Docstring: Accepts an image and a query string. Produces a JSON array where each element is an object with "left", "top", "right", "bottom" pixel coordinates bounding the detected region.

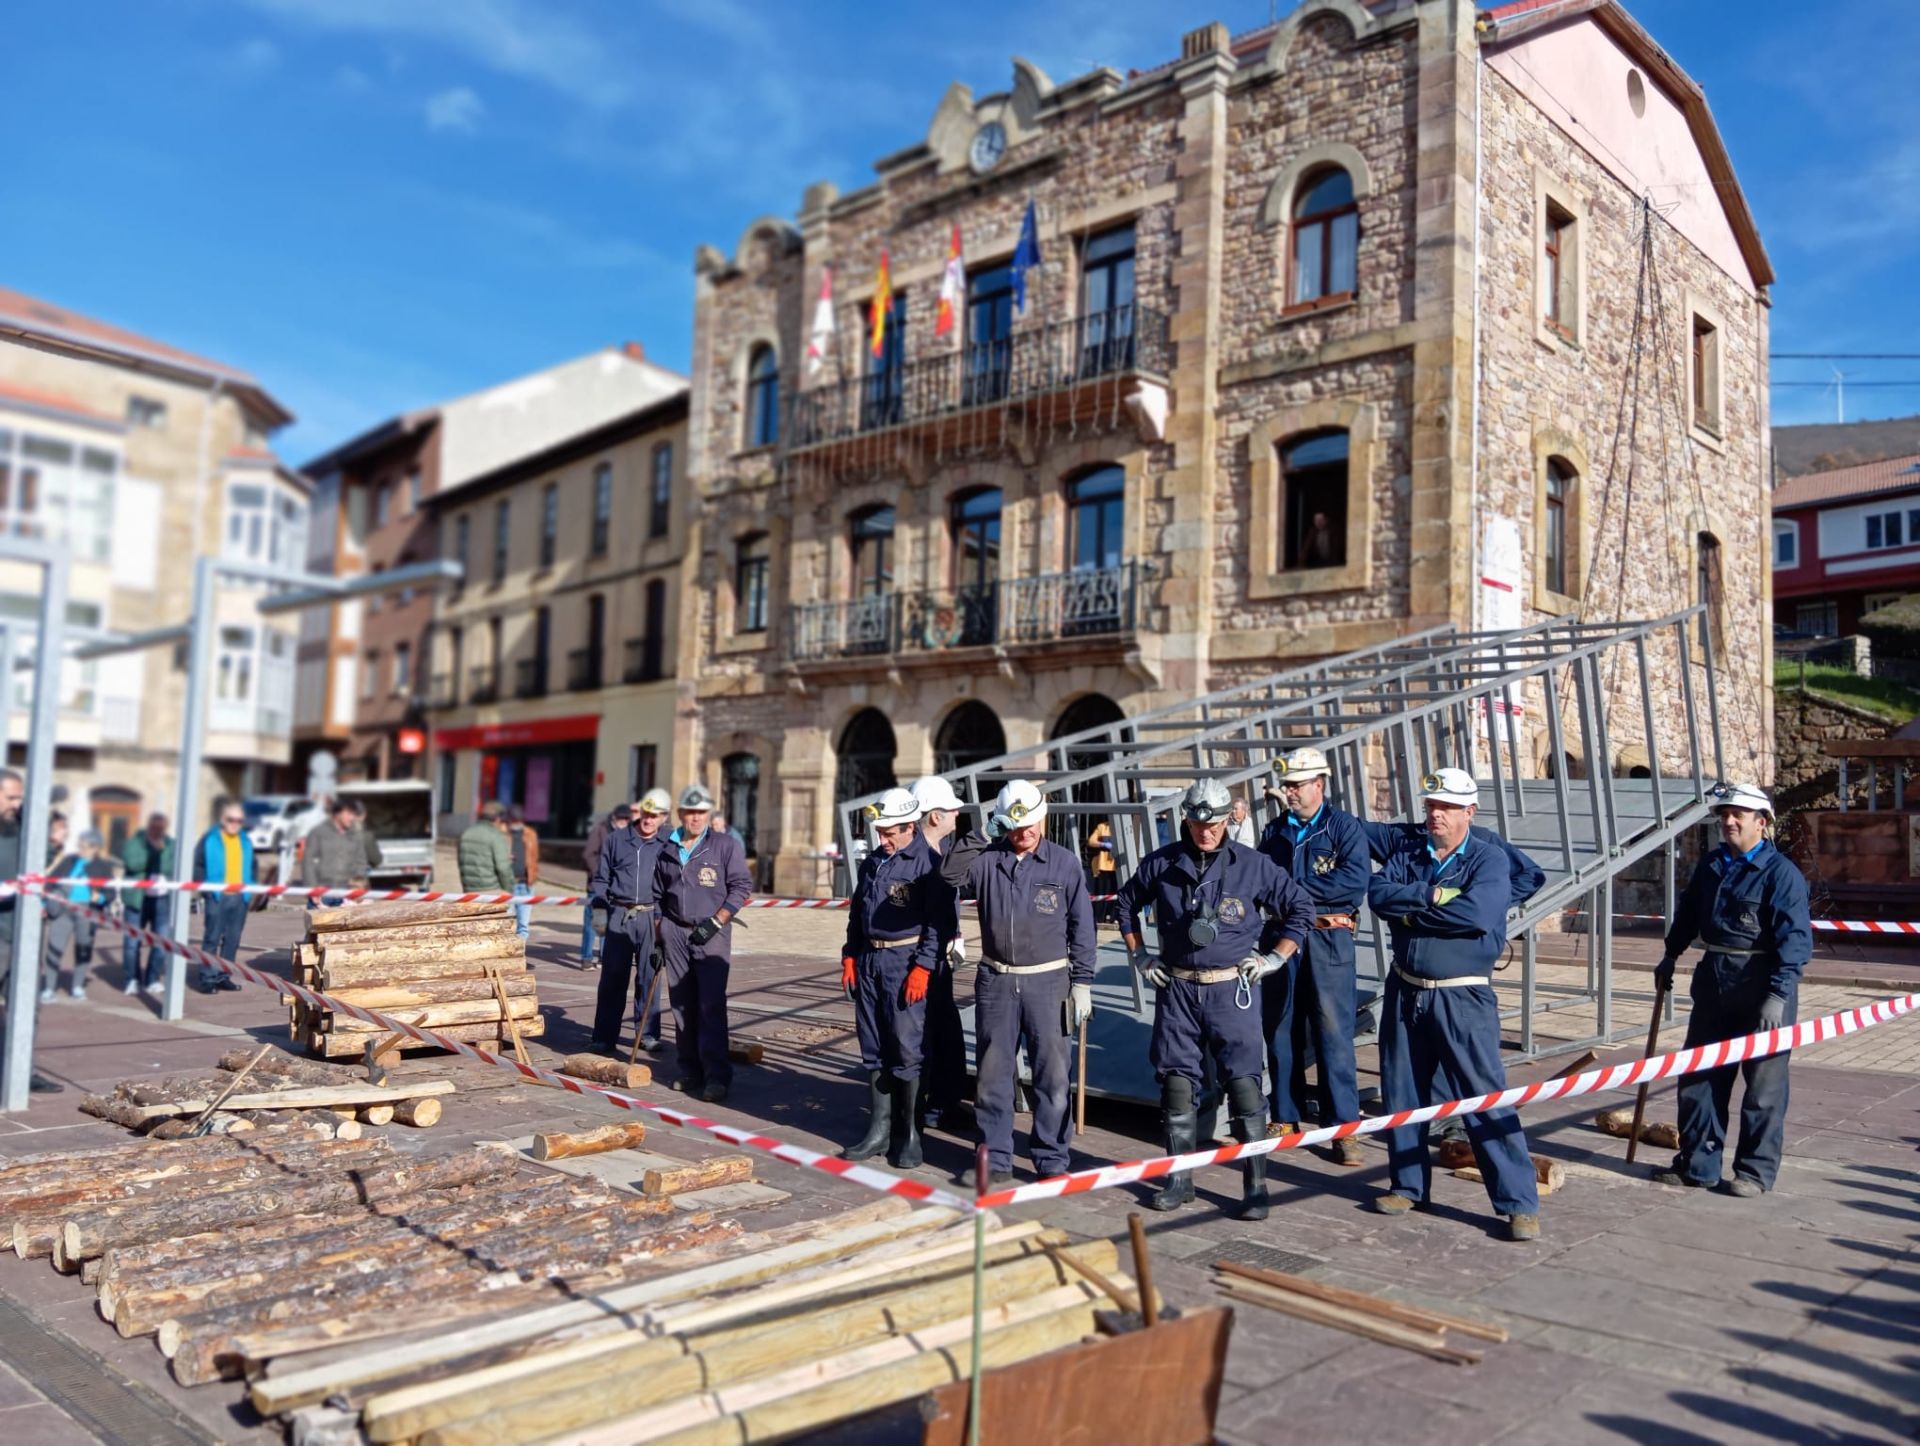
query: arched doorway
[
  {"left": 836, "top": 708, "right": 897, "bottom": 803},
  {"left": 1051, "top": 694, "right": 1127, "bottom": 889},
  {"left": 933, "top": 701, "right": 1006, "bottom": 775}
]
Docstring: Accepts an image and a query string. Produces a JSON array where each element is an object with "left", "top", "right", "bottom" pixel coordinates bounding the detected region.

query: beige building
[
  {"left": 423, "top": 392, "right": 694, "bottom": 844},
  {"left": 0, "top": 286, "right": 304, "bottom": 851},
  {"left": 686, "top": 0, "right": 1775, "bottom": 895}
]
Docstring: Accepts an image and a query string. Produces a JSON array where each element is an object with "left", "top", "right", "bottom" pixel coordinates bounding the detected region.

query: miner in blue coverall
[
  {"left": 838, "top": 787, "right": 944, "bottom": 1170},
  {"left": 1257, "top": 746, "right": 1372, "bottom": 1164},
  {"left": 1368, "top": 767, "right": 1543, "bottom": 1241},
  {"left": 939, "top": 779, "right": 1095, "bottom": 1189},
  {"left": 1651, "top": 782, "right": 1811, "bottom": 1197},
  {"left": 587, "top": 787, "right": 672, "bottom": 1056},
  {"left": 654, "top": 783, "right": 753, "bottom": 1104},
  {"left": 908, "top": 774, "right": 969, "bottom": 1131},
  {"left": 1119, "top": 778, "right": 1315, "bottom": 1220}
]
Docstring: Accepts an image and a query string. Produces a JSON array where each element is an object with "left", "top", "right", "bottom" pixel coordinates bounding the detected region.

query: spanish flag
[
  {"left": 870, "top": 250, "right": 893, "bottom": 358},
  {"left": 935, "top": 224, "right": 963, "bottom": 337}
]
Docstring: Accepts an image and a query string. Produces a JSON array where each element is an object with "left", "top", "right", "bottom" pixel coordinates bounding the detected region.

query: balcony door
[
  {"left": 846, "top": 506, "right": 896, "bottom": 655},
  {"left": 861, "top": 292, "right": 908, "bottom": 431},
  {"left": 1079, "top": 225, "right": 1136, "bottom": 376},
  {"left": 964, "top": 263, "right": 1014, "bottom": 406},
  {"left": 949, "top": 487, "right": 1000, "bottom": 647},
  {"left": 1064, "top": 467, "right": 1126, "bottom": 636}
]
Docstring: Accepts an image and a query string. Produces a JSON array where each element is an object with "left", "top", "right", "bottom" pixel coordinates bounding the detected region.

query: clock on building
[{"left": 969, "top": 121, "right": 1007, "bottom": 174}]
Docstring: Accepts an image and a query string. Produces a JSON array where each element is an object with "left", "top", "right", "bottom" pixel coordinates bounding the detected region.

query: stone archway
[
  {"left": 933, "top": 700, "right": 1007, "bottom": 774},
  {"left": 835, "top": 708, "right": 898, "bottom": 804}
]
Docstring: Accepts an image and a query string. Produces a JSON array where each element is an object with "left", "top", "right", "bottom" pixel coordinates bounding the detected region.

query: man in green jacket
[
  {"left": 119, "top": 812, "right": 174, "bottom": 996},
  {"left": 458, "top": 801, "right": 516, "bottom": 894}
]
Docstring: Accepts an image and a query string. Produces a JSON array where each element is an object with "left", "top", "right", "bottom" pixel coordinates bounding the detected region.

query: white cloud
[
  {"left": 230, "top": 36, "right": 281, "bottom": 77},
  {"left": 333, "top": 64, "right": 371, "bottom": 91},
  {"left": 425, "top": 86, "right": 484, "bottom": 134}
]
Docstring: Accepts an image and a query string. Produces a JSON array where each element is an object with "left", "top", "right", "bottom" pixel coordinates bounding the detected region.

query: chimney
[
  {"left": 1182, "top": 22, "right": 1230, "bottom": 60},
  {"left": 622, "top": 341, "right": 646, "bottom": 362}
]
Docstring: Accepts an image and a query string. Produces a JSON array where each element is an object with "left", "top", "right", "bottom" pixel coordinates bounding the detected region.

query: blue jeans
[
  {"left": 122, "top": 896, "right": 172, "bottom": 988},
  {"left": 512, "top": 883, "right": 532, "bottom": 938},
  {"left": 199, "top": 895, "right": 250, "bottom": 985},
  {"left": 581, "top": 902, "right": 601, "bottom": 962}
]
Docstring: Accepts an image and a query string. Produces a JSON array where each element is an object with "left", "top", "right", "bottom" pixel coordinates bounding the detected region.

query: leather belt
[
  {"left": 1394, "top": 966, "right": 1491, "bottom": 989},
  {"left": 1168, "top": 966, "right": 1241, "bottom": 985},
  {"left": 609, "top": 901, "right": 654, "bottom": 912},
  {"left": 981, "top": 956, "right": 1069, "bottom": 975},
  {"left": 1703, "top": 942, "right": 1757, "bottom": 957},
  {"left": 1314, "top": 913, "right": 1357, "bottom": 931},
  {"left": 866, "top": 936, "right": 920, "bottom": 949}
]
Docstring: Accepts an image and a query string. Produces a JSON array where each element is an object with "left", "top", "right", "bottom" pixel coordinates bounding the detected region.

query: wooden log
[
  {"left": 1435, "top": 1137, "right": 1475, "bottom": 1170},
  {"left": 358, "top": 1104, "right": 396, "bottom": 1126},
  {"left": 372, "top": 1240, "right": 1117, "bottom": 1444},
  {"left": 146, "top": 1113, "right": 253, "bottom": 1140},
  {"left": 533, "top": 1123, "right": 649, "bottom": 1161},
  {"left": 2, "top": 1134, "right": 386, "bottom": 1222},
  {"left": 1213, "top": 1259, "right": 1509, "bottom": 1343},
  {"left": 316, "top": 946, "right": 528, "bottom": 984},
  {"left": 727, "top": 1040, "right": 764, "bottom": 1065},
  {"left": 306, "top": 900, "right": 509, "bottom": 932},
  {"left": 0, "top": 1125, "right": 340, "bottom": 1204},
  {"left": 107, "top": 1080, "right": 456, "bottom": 1122},
  {"left": 320, "top": 977, "right": 538, "bottom": 1009},
  {"left": 559, "top": 1055, "right": 651, "bottom": 1090},
  {"left": 642, "top": 1156, "right": 752, "bottom": 1198},
  {"left": 1451, "top": 1157, "right": 1566, "bottom": 1195},
  {"left": 1219, "top": 1278, "right": 1482, "bottom": 1365},
  {"left": 309, "top": 917, "right": 517, "bottom": 948},
  {"left": 216, "top": 1049, "right": 370, "bottom": 1086},
  {"left": 60, "top": 1149, "right": 502, "bottom": 1264},
  {"left": 321, "top": 997, "right": 537, "bottom": 1033},
  {"left": 1593, "top": 1106, "right": 1680, "bottom": 1150},
  {"left": 307, "top": 1015, "right": 547, "bottom": 1057},
  {"left": 392, "top": 1097, "right": 442, "bottom": 1128}
]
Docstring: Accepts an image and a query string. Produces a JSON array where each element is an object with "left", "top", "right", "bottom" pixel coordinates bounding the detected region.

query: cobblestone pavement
[{"left": 0, "top": 870, "right": 1914, "bottom": 1443}]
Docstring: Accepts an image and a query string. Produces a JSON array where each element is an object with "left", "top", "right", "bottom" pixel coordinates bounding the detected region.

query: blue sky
[{"left": 8, "top": 0, "right": 1917, "bottom": 460}]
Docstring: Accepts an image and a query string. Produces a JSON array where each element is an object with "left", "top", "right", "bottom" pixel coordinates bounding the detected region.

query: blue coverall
[
  {"left": 589, "top": 826, "right": 666, "bottom": 1051},
  {"left": 1661, "top": 840, "right": 1811, "bottom": 1190},
  {"left": 918, "top": 831, "right": 968, "bottom": 1118},
  {"left": 843, "top": 835, "right": 943, "bottom": 1080},
  {"left": 654, "top": 828, "right": 753, "bottom": 1091}
]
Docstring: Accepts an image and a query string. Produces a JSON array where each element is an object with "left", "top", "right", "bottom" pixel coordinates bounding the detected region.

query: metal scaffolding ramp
[{"left": 839, "top": 607, "right": 1725, "bottom": 1105}]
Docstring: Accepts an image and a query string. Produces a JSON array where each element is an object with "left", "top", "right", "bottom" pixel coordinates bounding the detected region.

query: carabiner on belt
[{"left": 1234, "top": 973, "right": 1254, "bottom": 1012}]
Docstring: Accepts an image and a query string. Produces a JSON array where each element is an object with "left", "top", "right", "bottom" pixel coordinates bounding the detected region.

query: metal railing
[
  {"left": 788, "top": 562, "right": 1144, "bottom": 663},
  {"left": 789, "top": 304, "right": 1170, "bottom": 449},
  {"left": 467, "top": 665, "right": 499, "bottom": 705},
  {"left": 514, "top": 657, "right": 548, "bottom": 700},
  {"left": 567, "top": 647, "right": 602, "bottom": 692},
  {"left": 423, "top": 672, "right": 457, "bottom": 710},
  {"left": 624, "top": 635, "right": 665, "bottom": 684}
]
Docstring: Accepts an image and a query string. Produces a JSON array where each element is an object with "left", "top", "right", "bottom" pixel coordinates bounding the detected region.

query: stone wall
[{"left": 1774, "top": 687, "right": 1897, "bottom": 810}]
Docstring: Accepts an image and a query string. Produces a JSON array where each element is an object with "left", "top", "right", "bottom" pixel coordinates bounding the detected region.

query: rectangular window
[
  {"left": 1867, "top": 511, "right": 1905, "bottom": 550},
  {"left": 736, "top": 534, "right": 770, "bottom": 634},
  {"left": 1080, "top": 226, "right": 1136, "bottom": 374},
  {"left": 591, "top": 462, "right": 612, "bottom": 557},
  {"left": 372, "top": 482, "right": 389, "bottom": 529},
  {"left": 540, "top": 483, "right": 558, "bottom": 568},
  {"left": 649, "top": 444, "right": 671, "bottom": 539},
  {"left": 862, "top": 292, "right": 909, "bottom": 428},
  {"left": 0, "top": 427, "right": 119, "bottom": 560},
  {"left": 1795, "top": 601, "right": 1838, "bottom": 637},
  {"left": 451, "top": 513, "right": 470, "bottom": 584},
  {"left": 1773, "top": 523, "right": 1797, "bottom": 568},
  {"left": 1691, "top": 314, "right": 1722, "bottom": 435},
  {"left": 628, "top": 744, "right": 657, "bottom": 799},
  {"left": 965, "top": 265, "right": 1014, "bottom": 406},
  {"left": 361, "top": 650, "right": 379, "bottom": 700},
  {"left": 1544, "top": 202, "right": 1575, "bottom": 336},
  {"left": 127, "top": 395, "right": 167, "bottom": 429},
  {"left": 392, "top": 641, "right": 412, "bottom": 695},
  {"left": 406, "top": 469, "right": 422, "bottom": 515},
  {"left": 493, "top": 500, "right": 510, "bottom": 582},
  {"left": 437, "top": 752, "right": 457, "bottom": 814}
]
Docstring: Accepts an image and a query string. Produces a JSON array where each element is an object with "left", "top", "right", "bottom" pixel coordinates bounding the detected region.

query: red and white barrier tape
[
  {"left": 972, "top": 988, "right": 1919, "bottom": 1209},
  {"left": 28, "top": 890, "right": 974, "bottom": 1213}
]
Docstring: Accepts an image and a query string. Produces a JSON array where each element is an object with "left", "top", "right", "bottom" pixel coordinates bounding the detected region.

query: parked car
[
  {"left": 334, "top": 781, "right": 436, "bottom": 890},
  {"left": 243, "top": 795, "right": 324, "bottom": 853}
]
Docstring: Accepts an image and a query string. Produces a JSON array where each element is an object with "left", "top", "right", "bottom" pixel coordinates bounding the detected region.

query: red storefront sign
[{"left": 434, "top": 715, "right": 600, "bottom": 751}]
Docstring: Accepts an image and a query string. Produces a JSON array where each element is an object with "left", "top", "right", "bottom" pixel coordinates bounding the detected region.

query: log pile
[
  {"left": 289, "top": 900, "right": 542, "bottom": 1059},
  {"left": 79, "top": 1049, "right": 454, "bottom": 1139}
]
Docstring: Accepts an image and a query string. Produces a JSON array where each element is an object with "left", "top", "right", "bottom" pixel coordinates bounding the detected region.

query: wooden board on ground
[
  {"left": 504, "top": 1135, "right": 791, "bottom": 1213},
  {"left": 111, "top": 1080, "right": 456, "bottom": 1122}
]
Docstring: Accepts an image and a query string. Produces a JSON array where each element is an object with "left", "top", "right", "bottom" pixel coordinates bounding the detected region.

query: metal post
[
  {"left": 164, "top": 556, "right": 217, "bottom": 1022},
  {"left": 1541, "top": 669, "right": 1575, "bottom": 879},
  {"left": 1597, "top": 875, "right": 1613, "bottom": 1036},
  {"left": 1634, "top": 636, "right": 1666, "bottom": 826},
  {"left": 2, "top": 547, "right": 69, "bottom": 1112}
]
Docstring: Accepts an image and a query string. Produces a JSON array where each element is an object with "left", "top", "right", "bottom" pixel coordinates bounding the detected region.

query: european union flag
[{"left": 1011, "top": 199, "right": 1041, "bottom": 314}]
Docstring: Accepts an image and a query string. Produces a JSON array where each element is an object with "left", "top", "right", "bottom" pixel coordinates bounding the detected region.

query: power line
[
  {"left": 1770, "top": 380, "right": 1920, "bottom": 388},
  {"left": 1772, "top": 352, "right": 1920, "bottom": 361}
]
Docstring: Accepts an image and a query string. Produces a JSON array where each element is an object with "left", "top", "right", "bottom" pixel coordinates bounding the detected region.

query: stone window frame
[
  {"left": 735, "top": 333, "right": 782, "bottom": 458},
  {"left": 1684, "top": 288, "right": 1728, "bottom": 455},
  {"left": 1530, "top": 427, "right": 1590, "bottom": 614},
  {"left": 1688, "top": 507, "right": 1729, "bottom": 666},
  {"left": 1772, "top": 519, "right": 1798, "bottom": 570},
  {"left": 1032, "top": 436, "right": 1151, "bottom": 579},
  {"left": 718, "top": 518, "right": 781, "bottom": 656},
  {"left": 1262, "top": 142, "right": 1374, "bottom": 321},
  {"left": 1246, "top": 397, "right": 1379, "bottom": 600},
  {"left": 1533, "top": 168, "right": 1587, "bottom": 352}
]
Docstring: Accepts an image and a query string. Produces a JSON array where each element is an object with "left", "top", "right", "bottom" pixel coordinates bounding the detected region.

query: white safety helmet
[
  {"left": 909, "top": 775, "right": 965, "bottom": 814},
  {"left": 1181, "top": 778, "right": 1234, "bottom": 823},
  {"left": 678, "top": 783, "right": 717, "bottom": 811},
  {"left": 1708, "top": 781, "right": 1774, "bottom": 819},
  {"left": 638, "top": 788, "right": 673, "bottom": 817},
  {"left": 1276, "top": 745, "right": 1332, "bottom": 782},
  {"left": 1420, "top": 767, "right": 1479, "bottom": 807},
  {"left": 864, "top": 787, "right": 923, "bottom": 829},
  {"left": 992, "top": 779, "right": 1048, "bottom": 830}
]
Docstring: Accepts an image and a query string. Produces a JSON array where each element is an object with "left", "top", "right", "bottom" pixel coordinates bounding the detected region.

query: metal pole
[
  {"left": 3, "top": 550, "right": 69, "bottom": 1111},
  {"left": 165, "top": 556, "right": 217, "bottom": 1022}
]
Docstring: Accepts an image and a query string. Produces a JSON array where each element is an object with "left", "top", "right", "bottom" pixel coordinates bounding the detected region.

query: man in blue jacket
[
  {"left": 838, "top": 788, "right": 944, "bottom": 1169},
  {"left": 939, "top": 780, "right": 1095, "bottom": 1188},
  {"left": 1258, "top": 746, "right": 1372, "bottom": 1163},
  {"left": 1651, "top": 782, "right": 1810, "bottom": 1197},
  {"left": 654, "top": 783, "right": 752, "bottom": 1104},
  {"left": 190, "top": 799, "right": 250, "bottom": 993},
  {"left": 1120, "top": 778, "right": 1315, "bottom": 1219},
  {"left": 1367, "top": 768, "right": 1541, "bottom": 1241},
  {"left": 589, "top": 788, "right": 671, "bottom": 1056}
]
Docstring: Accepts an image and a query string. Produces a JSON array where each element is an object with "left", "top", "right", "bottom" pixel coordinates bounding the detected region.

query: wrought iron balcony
[
  {"left": 789, "top": 305, "right": 1169, "bottom": 452},
  {"left": 467, "top": 665, "right": 499, "bottom": 706},
  {"left": 624, "top": 634, "right": 666, "bottom": 684},
  {"left": 567, "top": 647, "right": 603, "bottom": 692},
  {"left": 423, "top": 672, "right": 458, "bottom": 710},
  {"left": 514, "top": 657, "right": 549, "bottom": 700},
  {"left": 787, "top": 562, "right": 1144, "bottom": 664}
]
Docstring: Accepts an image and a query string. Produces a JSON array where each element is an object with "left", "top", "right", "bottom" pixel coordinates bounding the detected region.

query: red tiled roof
[
  {"left": 0, "top": 377, "right": 116, "bottom": 423},
  {"left": 227, "top": 446, "right": 277, "bottom": 461},
  {"left": 1772, "top": 453, "right": 1920, "bottom": 511},
  {"left": 0, "top": 285, "right": 253, "bottom": 383}
]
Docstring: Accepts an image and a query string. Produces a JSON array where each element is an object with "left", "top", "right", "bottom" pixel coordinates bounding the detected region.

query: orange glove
[
  {"left": 904, "top": 965, "right": 931, "bottom": 1004},
  {"left": 840, "top": 956, "right": 857, "bottom": 996}
]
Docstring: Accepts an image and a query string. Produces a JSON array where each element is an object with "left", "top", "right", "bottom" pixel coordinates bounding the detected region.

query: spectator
[
  {"left": 190, "top": 799, "right": 249, "bottom": 993},
  {"left": 506, "top": 804, "right": 539, "bottom": 939},
  {"left": 1227, "top": 796, "right": 1257, "bottom": 849},
  {"left": 0, "top": 768, "right": 61, "bottom": 1092},
  {"left": 580, "top": 803, "right": 630, "bottom": 966},
  {"left": 119, "top": 812, "right": 175, "bottom": 995},
  {"left": 302, "top": 798, "right": 382, "bottom": 907},
  {"left": 457, "top": 801, "right": 516, "bottom": 896},
  {"left": 41, "top": 827, "right": 117, "bottom": 1001},
  {"left": 711, "top": 811, "right": 744, "bottom": 845}
]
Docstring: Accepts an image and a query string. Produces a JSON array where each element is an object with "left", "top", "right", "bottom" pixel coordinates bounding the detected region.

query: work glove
[
  {"left": 840, "top": 956, "right": 857, "bottom": 998},
  {"left": 1758, "top": 994, "right": 1787, "bottom": 1029},
  {"left": 985, "top": 813, "right": 1009, "bottom": 841},
  {"left": 1653, "top": 955, "right": 1677, "bottom": 993},
  {"left": 1432, "top": 886, "right": 1462, "bottom": 907},
  {"left": 947, "top": 935, "right": 968, "bottom": 969},
  {"left": 1129, "top": 948, "right": 1170, "bottom": 989},
  {"left": 1068, "top": 983, "right": 1094, "bottom": 1031},
  {"left": 1236, "top": 951, "right": 1285, "bottom": 987},
  {"left": 689, "top": 916, "right": 721, "bottom": 946},
  {"left": 904, "top": 966, "right": 930, "bottom": 1004}
]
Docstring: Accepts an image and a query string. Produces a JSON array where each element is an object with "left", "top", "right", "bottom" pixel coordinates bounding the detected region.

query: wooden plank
[
  {"left": 533, "top": 1124, "right": 649, "bottom": 1161},
  {"left": 642, "top": 1156, "right": 752, "bottom": 1198},
  {"left": 307, "top": 1016, "right": 546, "bottom": 1057},
  {"left": 1218, "top": 1280, "right": 1481, "bottom": 1364},
  {"left": 1214, "top": 1260, "right": 1508, "bottom": 1343},
  {"left": 110, "top": 1080, "right": 455, "bottom": 1122},
  {"left": 306, "top": 900, "right": 509, "bottom": 932},
  {"left": 310, "top": 918, "right": 517, "bottom": 948},
  {"left": 317, "top": 948, "right": 528, "bottom": 984},
  {"left": 321, "top": 998, "right": 537, "bottom": 1033},
  {"left": 318, "top": 977, "right": 537, "bottom": 1009}
]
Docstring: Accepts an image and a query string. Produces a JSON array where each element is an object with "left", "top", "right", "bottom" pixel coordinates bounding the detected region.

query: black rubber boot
[
  {"left": 1149, "top": 1076, "right": 1198, "bottom": 1212},
  {"left": 1228, "top": 1076, "right": 1270, "bottom": 1222},
  {"left": 890, "top": 1076, "right": 924, "bottom": 1169},
  {"left": 841, "top": 1071, "right": 892, "bottom": 1161}
]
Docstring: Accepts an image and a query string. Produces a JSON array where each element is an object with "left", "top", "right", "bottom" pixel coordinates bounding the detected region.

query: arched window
[
  {"left": 836, "top": 708, "right": 897, "bottom": 803},
  {"left": 850, "top": 505, "right": 895, "bottom": 597},
  {"left": 1290, "top": 166, "right": 1358, "bottom": 307},
  {"left": 1052, "top": 693, "right": 1127, "bottom": 855},
  {"left": 1067, "top": 467, "right": 1125, "bottom": 572},
  {"left": 722, "top": 752, "right": 760, "bottom": 857},
  {"left": 745, "top": 344, "right": 780, "bottom": 449},
  {"left": 1544, "top": 458, "right": 1576, "bottom": 596},
  {"left": 1280, "top": 430, "right": 1349, "bottom": 570},
  {"left": 735, "top": 532, "right": 770, "bottom": 635},
  {"left": 950, "top": 488, "right": 1001, "bottom": 646},
  {"left": 934, "top": 701, "right": 1007, "bottom": 774}
]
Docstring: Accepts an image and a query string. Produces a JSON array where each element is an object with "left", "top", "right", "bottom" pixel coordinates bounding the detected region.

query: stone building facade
[{"left": 684, "top": 0, "right": 1774, "bottom": 895}]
